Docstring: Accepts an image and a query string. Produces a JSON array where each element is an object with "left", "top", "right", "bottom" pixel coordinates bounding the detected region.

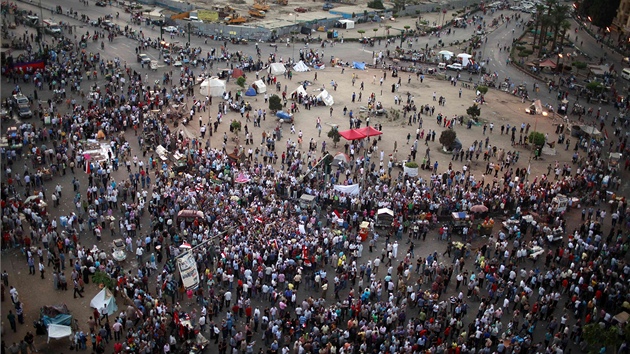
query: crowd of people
[{"left": 2, "top": 2, "right": 630, "bottom": 354}]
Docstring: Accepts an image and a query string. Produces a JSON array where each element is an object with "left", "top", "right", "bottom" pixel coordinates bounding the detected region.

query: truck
[
  {"left": 248, "top": 9, "right": 266, "bottom": 18},
  {"left": 225, "top": 13, "right": 247, "bottom": 24}
]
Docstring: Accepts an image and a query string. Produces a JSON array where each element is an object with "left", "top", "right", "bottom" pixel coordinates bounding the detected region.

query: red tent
[
  {"left": 338, "top": 129, "right": 366, "bottom": 141},
  {"left": 232, "top": 68, "right": 244, "bottom": 78},
  {"left": 538, "top": 59, "right": 556, "bottom": 68},
  {"left": 356, "top": 126, "right": 383, "bottom": 137}
]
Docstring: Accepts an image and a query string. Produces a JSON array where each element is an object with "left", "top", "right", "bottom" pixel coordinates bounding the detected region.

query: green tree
[
  {"left": 236, "top": 76, "right": 246, "bottom": 88},
  {"left": 586, "top": 81, "right": 604, "bottom": 93},
  {"left": 528, "top": 131, "right": 545, "bottom": 146},
  {"left": 582, "top": 323, "right": 625, "bottom": 354},
  {"left": 327, "top": 127, "right": 341, "bottom": 147},
  {"left": 549, "top": 4, "right": 569, "bottom": 54},
  {"left": 439, "top": 129, "right": 457, "bottom": 149},
  {"left": 477, "top": 86, "right": 489, "bottom": 95},
  {"left": 367, "top": 0, "right": 384, "bottom": 9},
  {"left": 230, "top": 120, "right": 242, "bottom": 135},
  {"left": 269, "top": 94, "right": 282, "bottom": 112},
  {"left": 579, "top": 0, "right": 620, "bottom": 27},
  {"left": 466, "top": 104, "right": 481, "bottom": 122}
]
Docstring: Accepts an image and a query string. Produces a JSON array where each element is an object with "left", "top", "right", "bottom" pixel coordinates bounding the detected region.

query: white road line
[{"left": 110, "top": 46, "right": 118, "bottom": 50}]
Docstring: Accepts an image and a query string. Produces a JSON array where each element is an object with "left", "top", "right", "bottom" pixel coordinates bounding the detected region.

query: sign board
[{"left": 177, "top": 252, "right": 199, "bottom": 290}]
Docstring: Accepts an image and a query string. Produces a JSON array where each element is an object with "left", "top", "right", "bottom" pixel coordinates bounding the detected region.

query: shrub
[{"left": 405, "top": 161, "right": 419, "bottom": 168}]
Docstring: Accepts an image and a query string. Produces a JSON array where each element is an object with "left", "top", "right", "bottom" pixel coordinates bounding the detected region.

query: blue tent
[
  {"left": 245, "top": 87, "right": 257, "bottom": 96},
  {"left": 353, "top": 62, "right": 366, "bottom": 70}
]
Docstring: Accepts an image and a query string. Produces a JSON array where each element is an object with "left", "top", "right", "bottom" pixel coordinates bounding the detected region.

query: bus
[{"left": 42, "top": 19, "right": 62, "bottom": 36}]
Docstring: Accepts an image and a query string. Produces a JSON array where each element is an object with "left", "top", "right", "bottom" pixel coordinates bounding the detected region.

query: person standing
[
  {"left": 74, "top": 279, "right": 84, "bottom": 298},
  {"left": 39, "top": 262, "right": 45, "bottom": 279},
  {"left": 7, "top": 311, "right": 17, "bottom": 332},
  {"left": 15, "top": 301, "right": 24, "bottom": 324}
]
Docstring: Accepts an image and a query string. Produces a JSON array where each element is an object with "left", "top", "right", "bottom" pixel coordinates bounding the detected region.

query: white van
[
  {"left": 622, "top": 68, "right": 630, "bottom": 81},
  {"left": 437, "top": 62, "right": 447, "bottom": 70}
]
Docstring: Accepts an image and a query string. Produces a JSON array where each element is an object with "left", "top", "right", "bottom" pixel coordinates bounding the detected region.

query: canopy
[
  {"left": 338, "top": 129, "right": 366, "bottom": 141},
  {"left": 231, "top": 68, "right": 244, "bottom": 78},
  {"left": 356, "top": 126, "right": 382, "bottom": 137},
  {"left": 199, "top": 77, "right": 226, "bottom": 97},
  {"left": 377, "top": 208, "right": 394, "bottom": 216},
  {"left": 276, "top": 111, "right": 293, "bottom": 120},
  {"left": 316, "top": 89, "right": 334, "bottom": 106},
  {"left": 41, "top": 304, "right": 72, "bottom": 327},
  {"left": 244, "top": 87, "right": 257, "bottom": 96},
  {"left": 438, "top": 50, "right": 454, "bottom": 59},
  {"left": 293, "top": 61, "right": 310, "bottom": 72},
  {"left": 333, "top": 152, "right": 350, "bottom": 164},
  {"left": 538, "top": 59, "right": 556, "bottom": 68},
  {"left": 268, "top": 63, "right": 286, "bottom": 76},
  {"left": 48, "top": 324, "right": 72, "bottom": 343},
  {"left": 353, "top": 62, "right": 366, "bottom": 70},
  {"left": 338, "top": 19, "right": 354, "bottom": 29},
  {"left": 290, "top": 85, "right": 308, "bottom": 98},
  {"left": 252, "top": 79, "right": 266, "bottom": 93},
  {"left": 457, "top": 53, "right": 472, "bottom": 66},
  {"left": 90, "top": 288, "right": 118, "bottom": 316}
]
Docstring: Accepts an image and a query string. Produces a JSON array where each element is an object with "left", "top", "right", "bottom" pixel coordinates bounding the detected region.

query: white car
[
  {"left": 164, "top": 26, "right": 178, "bottom": 33},
  {"left": 173, "top": 61, "right": 182, "bottom": 67},
  {"left": 446, "top": 63, "right": 463, "bottom": 71}
]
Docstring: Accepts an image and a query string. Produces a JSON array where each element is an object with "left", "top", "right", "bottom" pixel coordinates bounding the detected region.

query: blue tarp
[
  {"left": 42, "top": 314, "right": 73, "bottom": 327},
  {"left": 244, "top": 87, "right": 257, "bottom": 96},
  {"left": 276, "top": 111, "right": 292, "bottom": 120},
  {"left": 353, "top": 62, "right": 366, "bottom": 70}
]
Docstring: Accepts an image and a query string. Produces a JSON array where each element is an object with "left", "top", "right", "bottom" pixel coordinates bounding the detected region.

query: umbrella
[
  {"left": 179, "top": 242, "right": 192, "bottom": 249},
  {"left": 470, "top": 205, "right": 488, "bottom": 213}
]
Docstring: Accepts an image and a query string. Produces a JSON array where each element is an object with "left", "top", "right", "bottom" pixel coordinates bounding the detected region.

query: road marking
[
  {"left": 110, "top": 46, "right": 118, "bottom": 50},
  {"left": 122, "top": 43, "right": 130, "bottom": 48}
]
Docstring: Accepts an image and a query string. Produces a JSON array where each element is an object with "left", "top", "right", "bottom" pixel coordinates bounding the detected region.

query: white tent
[
  {"left": 199, "top": 77, "right": 226, "bottom": 97},
  {"left": 268, "top": 63, "right": 286, "bottom": 76},
  {"left": 290, "top": 85, "right": 308, "bottom": 98},
  {"left": 457, "top": 53, "right": 473, "bottom": 66},
  {"left": 90, "top": 288, "right": 118, "bottom": 316},
  {"left": 252, "top": 79, "right": 267, "bottom": 93},
  {"left": 316, "top": 89, "right": 334, "bottom": 106},
  {"left": 338, "top": 19, "right": 355, "bottom": 29},
  {"left": 48, "top": 324, "right": 72, "bottom": 343},
  {"left": 293, "top": 61, "right": 310, "bottom": 72}
]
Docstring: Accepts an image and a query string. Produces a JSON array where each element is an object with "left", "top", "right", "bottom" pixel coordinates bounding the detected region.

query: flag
[
  {"left": 85, "top": 162, "right": 91, "bottom": 174},
  {"left": 604, "top": 129, "right": 609, "bottom": 140}
]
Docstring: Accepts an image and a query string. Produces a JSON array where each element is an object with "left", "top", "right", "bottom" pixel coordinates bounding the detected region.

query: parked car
[
  {"left": 323, "top": 3, "right": 334, "bottom": 10},
  {"left": 137, "top": 53, "right": 151, "bottom": 64},
  {"left": 17, "top": 105, "right": 32, "bottom": 119},
  {"left": 446, "top": 63, "right": 463, "bottom": 71},
  {"left": 95, "top": 1, "right": 107, "bottom": 6},
  {"left": 294, "top": 7, "right": 308, "bottom": 13},
  {"left": 163, "top": 26, "right": 178, "bottom": 33}
]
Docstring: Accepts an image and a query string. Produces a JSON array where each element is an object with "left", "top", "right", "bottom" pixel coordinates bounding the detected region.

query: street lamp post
[{"left": 290, "top": 13, "right": 297, "bottom": 63}]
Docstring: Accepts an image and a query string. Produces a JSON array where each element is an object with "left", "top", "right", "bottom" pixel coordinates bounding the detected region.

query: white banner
[
  {"left": 177, "top": 252, "right": 200, "bottom": 290},
  {"left": 333, "top": 184, "right": 360, "bottom": 195}
]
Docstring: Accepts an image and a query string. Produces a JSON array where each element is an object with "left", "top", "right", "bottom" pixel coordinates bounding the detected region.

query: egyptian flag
[{"left": 85, "top": 162, "right": 91, "bottom": 174}]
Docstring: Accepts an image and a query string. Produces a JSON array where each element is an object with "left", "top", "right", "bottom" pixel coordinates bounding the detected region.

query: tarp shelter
[
  {"left": 300, "top": 26, "right": 312, "bottom": 35},
  {"left": 352, "top": 62, "right": 366, "bottom": 70},
  {"left": 290, "top": 85, "right": 308, "bottom": 98},
  {"left": 529, "top": 99, "right": 544, "bottom": 115},
  {"left": 41, "top": 304, "right": 73, "bottom": 327},
  {"left": 90, "top": 288, "right": 118, "bottom": 317},
  {"left": 48, "top": 324, "right": 72, "bottom": 343},
  {"left": 199, "top": 77, "right": 226, "bottom": 97},
  {"left": 457, "top": 53, "right": 472, "bottom": 66},
  {"left": 356, "top": 126, "right": 382, "bottom": 138},
  {"left": 268, "top": 63, "right": 286, "bottom": 76},
  {"left": 252, "top": 80, "right": 266, "bottom": 93},
  {"left": 339, "top": 129, "right": 366, "bottom": 141},
  {"left": 293, "top": 61, "right": 310, "bottom": 72},
  {"left": 231, "top": 68, "right": 244, "bottom": 78},
  {"left": 245, "top": 87, "right": 257, "bottom": 96},
  {"left": 438, "top": 50, "right": 454, "bottom": 60},
  {"left": 333, "top": 152, "right": 350, "bottom": 164},
  {"left": 316, "top": 89, "right": 334, "bottom": 106},
  {"left": 338, "top": 19, "right": 354, "bottom": 29},
  {"left": 538, "top": 59, "right": 556, "bottom": 68}
]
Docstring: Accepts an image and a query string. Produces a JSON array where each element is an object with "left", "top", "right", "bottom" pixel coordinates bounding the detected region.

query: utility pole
[
  {"left": 38, "top": 0, "right": 45, "bottom": 53},
  {"left": 187, "top": 22, "right": 191, "bottom": 46}
]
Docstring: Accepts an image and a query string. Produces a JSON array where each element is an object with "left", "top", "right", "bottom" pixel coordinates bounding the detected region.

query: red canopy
[
  {"left": 356, "top": 126, "right": 383, "bottom": 137},
  {"left": 232, "top": 68, "right": 244, "bottom": 78},
  {"left": 538, "top": 59, "right": 556, "bottom": 68},
  {"left": 338, "top": 129, "right": 366, "bottom": 141}
]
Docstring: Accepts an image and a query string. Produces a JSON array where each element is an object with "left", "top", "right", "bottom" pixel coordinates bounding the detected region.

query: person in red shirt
[{"left": 114, "top": 342, "right": 123, "bottom": 354}]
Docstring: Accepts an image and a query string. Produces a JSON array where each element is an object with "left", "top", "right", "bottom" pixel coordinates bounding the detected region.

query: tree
[
  {"left": 529, "top": 131, "right": 545, "bottom": 147},
  {"left": 439, "top": 129, "right": 457, "bottom": 149},
  {"left": 477, "top": 86, "right": 489, "bottom": 95},
  {"left": 367, "top": 0, "right": 384, "bottom": 9},
  {"left": 582, "top": 323, "right": 625, "bottom": 354},
  {"left": 236, "top": 76, "right": 246, "bottom": 89},
  {"left": 466, "top": 104, "right": 481, "bottom": 122},
  {"left": 578, "top": 0, "right": 620, "bottom": 27},
  {"left": 269, "top": 94, "right": 282, "bottom": 112},
  {"left": 549, "top": 4, "right": 569, "bottom": 53},
  {"left": 230, "top": 120, "right": 242, "bottom": 135},
  {"left": 327, "top": 127, "right": 341, "bottom": 148},
  {"left": 586, "top": 81, "right": 604, "bottom": 93}
]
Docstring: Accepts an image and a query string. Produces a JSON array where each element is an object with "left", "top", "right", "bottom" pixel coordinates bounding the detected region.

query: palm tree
[
  {"left": 532, "top": 4, "right": 546, "bottom": 54},
  {"left": 557, "top": 20, "right": 571, "bottom": 50},
  {"left": 550, "top": 4, "right": 569, "bottom": 53}
]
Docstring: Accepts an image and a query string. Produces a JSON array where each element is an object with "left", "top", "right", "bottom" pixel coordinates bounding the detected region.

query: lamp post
[
  {"left": 159, "top": 14, "right": 164, "bottom": 41},
  {"left": 290, "top": 13, "right": 297, "bottom": 63},
  {"left": 187, "top": 22, "right": 191, "bottom": 47}
]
